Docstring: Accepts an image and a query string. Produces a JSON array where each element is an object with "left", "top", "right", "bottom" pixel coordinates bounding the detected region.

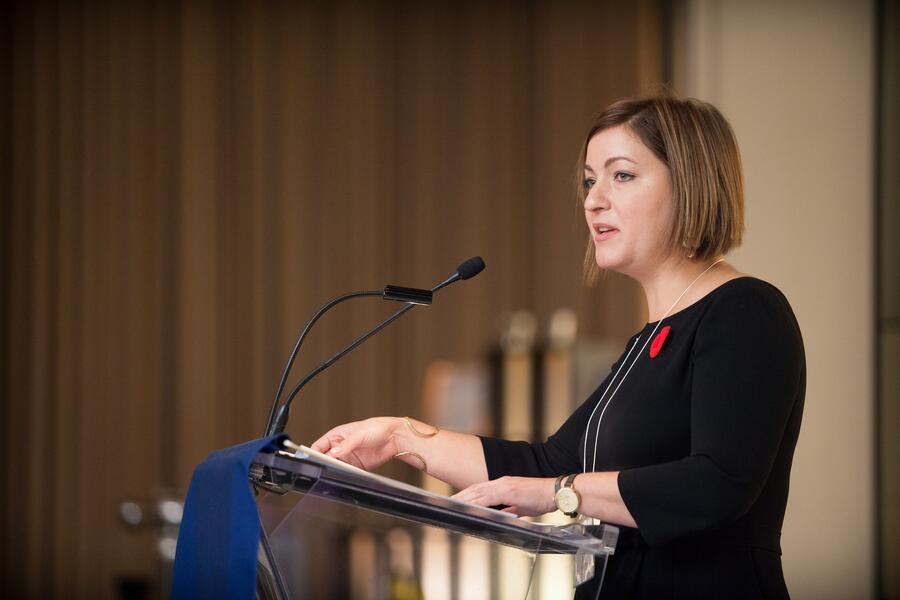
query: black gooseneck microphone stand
[{"left": 264, "top": 256, "right": 485, "bottom": 437}]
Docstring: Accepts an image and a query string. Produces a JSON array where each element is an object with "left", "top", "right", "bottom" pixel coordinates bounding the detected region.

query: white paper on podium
[{"left": 289, "top": 444, "right": 518, "bottom": 521}]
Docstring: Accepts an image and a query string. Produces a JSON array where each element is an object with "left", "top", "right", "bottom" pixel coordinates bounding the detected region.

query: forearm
[
  {"left": 392, "top": 417, "right": 488, "bottom": 489},
  {"left": 573, "top": 471, "right": 637, "bottom": 528},
  {"left": 451, "top": 470, "right": 639, "bottom": 525}
]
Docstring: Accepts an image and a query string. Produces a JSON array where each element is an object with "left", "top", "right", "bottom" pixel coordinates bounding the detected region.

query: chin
[
  {"left": 595, "top": 249, "right": 641, "bottom": 278},
  {"left": 593, "top": 251, "right": 624, "bottom": 273}
]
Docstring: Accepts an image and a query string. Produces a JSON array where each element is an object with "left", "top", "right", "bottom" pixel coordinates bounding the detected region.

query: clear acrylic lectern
[{"left": 250, "top": 446, "right": 618, "bottom": 600}]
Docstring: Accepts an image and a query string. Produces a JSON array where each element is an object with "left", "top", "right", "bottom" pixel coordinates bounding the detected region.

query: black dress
[{"left": 479, "top": 277, "right": 805, "bottom": 599}]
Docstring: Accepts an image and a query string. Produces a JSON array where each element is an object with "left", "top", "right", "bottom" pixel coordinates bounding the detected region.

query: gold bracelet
[
  {"left": 394, "top": 450, "right": 428, "bottom": 473},
  {"left": 404, "top": 416, "right": 439, "bottom": 438}
]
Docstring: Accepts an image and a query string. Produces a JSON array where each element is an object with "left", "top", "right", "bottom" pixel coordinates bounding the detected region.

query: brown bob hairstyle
[{"left": 577, "top": 95, "right": 745, "bottom": 282}]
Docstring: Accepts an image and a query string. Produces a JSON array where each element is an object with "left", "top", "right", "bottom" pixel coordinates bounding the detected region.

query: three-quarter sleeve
[
  {"left": 479, "top": 371, "right": 617, "bottom": 480},
  {"left": 479, "top": 437, "right": 564, "bottom": 479},
  {"left": 617, "top": 285, "right": 805, "bottom": 546},
  {"left": 479, "top": 412, "right": 584, "bottom": 480}
]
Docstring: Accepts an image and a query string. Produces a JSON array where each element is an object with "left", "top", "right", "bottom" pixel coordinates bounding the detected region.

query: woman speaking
[{"left": 312, "top": 96, "right": 806, "bottom": 599}]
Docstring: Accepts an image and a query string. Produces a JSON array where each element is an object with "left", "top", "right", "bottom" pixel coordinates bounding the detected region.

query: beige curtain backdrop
[{"left": 1, "top": 1, "right": 660, "bottom": 596}]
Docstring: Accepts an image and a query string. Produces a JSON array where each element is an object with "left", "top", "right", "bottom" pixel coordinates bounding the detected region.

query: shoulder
[
  {"left": 697, "top": 277, "right": 804, "bottom": 352},
  {"left": 705, "top": 277, "right": 795, "bottom": 319}
]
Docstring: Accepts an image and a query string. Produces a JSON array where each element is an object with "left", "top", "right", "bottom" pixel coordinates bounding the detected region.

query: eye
[
  {"left": 582, "top": 178, "right": 596, "bottom": 191},
  {"left": 613, "top": 171, "right": 635, "bottom": 183}
]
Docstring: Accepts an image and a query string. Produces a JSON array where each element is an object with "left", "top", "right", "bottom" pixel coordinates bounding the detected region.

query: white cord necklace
[{"left": 582, "top": 258, "right": 725, "bottom": 473}]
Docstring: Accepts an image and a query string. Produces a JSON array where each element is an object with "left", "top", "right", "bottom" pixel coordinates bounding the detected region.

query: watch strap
[
  {"left": 554, "top": 474, "right": 566, "bottom": 494},
  {"left": 557, "top": 473, "right": 580, "bottom": 517}
]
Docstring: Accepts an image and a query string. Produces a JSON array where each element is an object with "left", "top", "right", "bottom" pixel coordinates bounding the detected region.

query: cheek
[
  {"left": 639, "top": 181, "right": 674, "bottom": 232},
  {"left": 650, "top": 206, "right": 674, "bottom": 237}
]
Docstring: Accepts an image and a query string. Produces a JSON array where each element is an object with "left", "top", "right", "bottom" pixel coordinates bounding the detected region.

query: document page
[{"left": 291, "top": 444, "right": 516, "bottom": 519}]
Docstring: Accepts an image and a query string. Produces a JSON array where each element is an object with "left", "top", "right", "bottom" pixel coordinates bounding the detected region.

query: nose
[{"left": 583, "top": 182, "right": 609, "bottom": 212}]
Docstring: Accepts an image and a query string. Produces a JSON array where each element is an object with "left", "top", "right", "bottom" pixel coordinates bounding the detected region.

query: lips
[{"left": 591, "top": 223, "right": 618, "bottom": 241}]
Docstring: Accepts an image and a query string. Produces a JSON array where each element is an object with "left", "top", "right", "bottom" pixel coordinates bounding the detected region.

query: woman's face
[{"left": 583, "top": 125, "right": 675, "bottom": 279}]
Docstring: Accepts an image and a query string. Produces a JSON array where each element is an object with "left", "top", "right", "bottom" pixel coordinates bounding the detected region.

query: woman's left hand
[{"left": 451, "top": 476, "right": 557, "bottom": 517}]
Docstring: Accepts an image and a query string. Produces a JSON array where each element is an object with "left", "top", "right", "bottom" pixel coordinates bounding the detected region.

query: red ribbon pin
[{"left": 649, "top": 325, "right": 671, "bottom": 358}]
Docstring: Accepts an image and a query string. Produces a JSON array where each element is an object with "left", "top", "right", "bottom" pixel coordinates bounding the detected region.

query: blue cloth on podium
[{"left": 172, "top": 434, "right": 288, "bottom": 600}]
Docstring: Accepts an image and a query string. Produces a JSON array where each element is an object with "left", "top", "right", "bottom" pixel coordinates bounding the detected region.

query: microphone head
[{"left": 457, "top": 256, "right": 486, "bottom": 280}]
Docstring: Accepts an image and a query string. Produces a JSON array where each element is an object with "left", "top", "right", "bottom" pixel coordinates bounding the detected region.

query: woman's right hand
[{"left": 310, "top": 417, "right": 402, "bottom": 472}]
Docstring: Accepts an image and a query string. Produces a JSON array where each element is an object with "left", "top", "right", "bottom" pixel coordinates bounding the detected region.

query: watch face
[{"left": 556, "top": 488, "right": 579, "bottom": 514}]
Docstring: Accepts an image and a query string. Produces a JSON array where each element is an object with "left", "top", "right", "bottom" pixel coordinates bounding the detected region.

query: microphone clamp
[{"left": 383, "top": 285, "right": 433, "bottom": 305}]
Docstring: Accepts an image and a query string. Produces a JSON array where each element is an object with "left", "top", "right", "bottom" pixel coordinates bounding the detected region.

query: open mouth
[{"left": 592, "top": 224, "right": 618, "bottom": 240}]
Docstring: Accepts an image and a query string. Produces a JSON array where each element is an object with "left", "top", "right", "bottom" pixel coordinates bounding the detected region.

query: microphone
[
  {"left": 432, "top": 256, "right": 486, "bottom": 292},
  {"left": 265, "top": 257, "right": 486, "bottom": 436}
]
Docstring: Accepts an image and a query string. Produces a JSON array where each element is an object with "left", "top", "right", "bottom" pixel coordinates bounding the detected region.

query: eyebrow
[
  {"left": 604, "top": 156, "right": 637, "bottom": 167},
  {"left": 583, "top": 156, "right": 638, "bottom": 173}
]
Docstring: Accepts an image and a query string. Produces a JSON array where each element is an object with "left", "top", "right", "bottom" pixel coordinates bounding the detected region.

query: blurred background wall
[
  {"left": 672, "top": 1, "right": 881, "bottom": 597},
  {"left": 1, "top": 0, "right": 897, "bottom": 599},
  {"left": 0, "top": 1, "right": 655, "bottom": 596}
]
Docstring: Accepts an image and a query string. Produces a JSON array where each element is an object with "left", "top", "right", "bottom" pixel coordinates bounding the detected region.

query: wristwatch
[{"left": 554, "top": 473, "right": 581, "bottom": 517}]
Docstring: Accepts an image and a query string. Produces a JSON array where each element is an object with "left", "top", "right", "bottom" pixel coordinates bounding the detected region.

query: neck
[{"left": 638, "top": 255, "right": 724, "bottom": 322}]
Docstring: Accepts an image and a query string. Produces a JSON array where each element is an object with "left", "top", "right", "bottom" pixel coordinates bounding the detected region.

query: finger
[
  {"left": 311, "top": 431, "right": 344, "bottom": 454},
  {"left": 453, "top": 486, "right": 494, "bottom": 507},
  {"left": 451, "top": 484, "right": 484, "bottom": 500},
  {"left": 455, "top": 496, "right": 487, "bottom": 508},
  {"left": 501, "top": 506, "right": 520, "bottom": 516},
  {"left": 330, "top": 428, "right": 369, "bottom": 460},
  {"left": 341, "top": 449, "right": 368, "bottom": 470},
  {"left": 311, "top": 422, "right": 353, "bottom": 452},
  {"left": 310, "top": 434, "right": 333, "bottom": 453},
  {"left": 451, "top": 490, "right": 477, "bottom": 504}
]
